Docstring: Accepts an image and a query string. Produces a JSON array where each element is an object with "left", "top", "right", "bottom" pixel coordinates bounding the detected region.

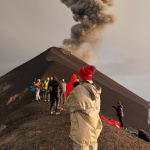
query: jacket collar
[{"left": 85, "top": 80, "right": 93, "bottom": 84}]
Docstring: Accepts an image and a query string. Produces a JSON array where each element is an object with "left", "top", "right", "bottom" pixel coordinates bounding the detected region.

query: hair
[
  {"left": 74, "top": 81, "right": 80, "bottom": 88},
  {"left": 53, "top": 76, "right": 57, "bottom": 80},
  {"left": 117, "top": 101, "right": 121, "bottom": 105}
]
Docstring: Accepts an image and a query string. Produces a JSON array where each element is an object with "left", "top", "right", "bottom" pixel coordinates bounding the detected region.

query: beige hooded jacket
[{"left": 66, "top": 80, "right": 102, "bottom": 146}]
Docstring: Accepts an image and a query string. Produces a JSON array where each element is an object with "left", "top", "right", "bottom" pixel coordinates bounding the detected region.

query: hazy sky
[{"left": 0, "top": 0, "right": 150, "bottom": 100}]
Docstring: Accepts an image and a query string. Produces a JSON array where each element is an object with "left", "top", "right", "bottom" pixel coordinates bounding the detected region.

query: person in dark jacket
[
  {"left": 48, "top": 76, "right": 53, "bottom": 102},
  {"left": 49, "top": 76, "right": 60, "bottom": 115},
  {"left": 113, "top": 101, "right": 124, "bottom": 127}
]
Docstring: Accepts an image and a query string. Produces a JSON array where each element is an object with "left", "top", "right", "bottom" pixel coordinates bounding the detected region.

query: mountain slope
[{"left": 0, "top": 46, "right": 149, "bottom": 132}]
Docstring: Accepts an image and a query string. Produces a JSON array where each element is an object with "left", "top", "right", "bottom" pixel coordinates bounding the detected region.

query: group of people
[
  {"left": 30, "top": 65, "right": 125, "bottom": 150},
  {"left": 30, "top": 76, "right": 66, "bottom": 114}
]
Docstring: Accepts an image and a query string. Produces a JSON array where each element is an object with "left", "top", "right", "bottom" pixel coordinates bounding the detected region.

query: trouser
[
  {"left": 35, "top": 88, "right": 40, "bottom": 101},
  {"left": 118, "top": 116, "right": 124, "bottom": 127},
  {"left": 50, "top": 92, "right": 53, "bottom": 101},
  {"left": 31, "top": 92, "right": 35, "bottom": 100},
  {"left": 47, "top": 93, "right": 50, "bottom": 102},
  {"left": 61, "top": 91, "right": 66, "bottom": 104},
  {"left": 59, "top": 92, "right": 66, "bottom": 106},
  {"left": 43, "top": 90, "right": 48, "bottom": 101},
  {"left": 40, "top": 90, "right": 44, "bottom": 100},
  {"left": 50, "top": 92, "right": 59, "bottom": 112},
  {"left": 73, "top": 142, "right": 98, "bottom": 150}
]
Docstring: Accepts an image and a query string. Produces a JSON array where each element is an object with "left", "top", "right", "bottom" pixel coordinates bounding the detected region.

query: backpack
[{"left": 138, "top": 129, "right": 150, "bottom": 142}]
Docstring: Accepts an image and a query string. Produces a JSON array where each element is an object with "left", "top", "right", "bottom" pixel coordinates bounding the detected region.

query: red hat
[{"left": 78, "top": 65, "right": 96, "bottom": 81}]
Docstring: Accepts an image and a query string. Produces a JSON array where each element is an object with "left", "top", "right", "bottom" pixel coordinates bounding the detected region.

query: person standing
[
  {"left": 60, "top": 79, "right": 67, "bottom": 105},
  {"left": 44, "top": 77, "right": 50, "bottom": 102},
  {"left": 49, "top": 76, "right": 60, "bottom": 115},
  {"left": 113, "top": 101, "right": 124, "bottom": 127},
  {"left": 40, "top": 80, "right": 45, "bottom": 100},
  {"left": 66, "top": 65, "right": 103, "bottom": 150},
  {"left": 48, "top": 76, "right": 53, "bottom": 102},
  {"left": 35, "top": 79, "right": 41, "bottom": 101},
  {"left": 30, "top": 83, "right": 36, "bottom": 101}
]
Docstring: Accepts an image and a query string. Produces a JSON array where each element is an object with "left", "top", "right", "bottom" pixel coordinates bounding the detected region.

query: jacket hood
[
  {"left": 70, "top": 74, "right": 78, "bottom": 84},
  {"left": 82, "top": 81, "right": 101, "bottom": 101}
]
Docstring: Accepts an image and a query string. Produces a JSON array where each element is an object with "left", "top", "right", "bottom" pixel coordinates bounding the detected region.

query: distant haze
[{"left": 0, "top": 0, "right": 150, "bottom": 100}]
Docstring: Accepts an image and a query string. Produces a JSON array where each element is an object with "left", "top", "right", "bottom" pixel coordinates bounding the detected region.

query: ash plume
[
  {"left": 101, "top": 0, "right": 114, "bottom": 6},
  {"left": 60, "top": 0, "right": 115, "bottom": 62}
]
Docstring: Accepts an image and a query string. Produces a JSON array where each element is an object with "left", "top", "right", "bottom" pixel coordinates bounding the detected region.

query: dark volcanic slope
[
  {"left": 0, "top": 102, "right": 150, "bottom": 150},
  {"left": 0, "top": 47, "right": 149, "bottom": 131}
]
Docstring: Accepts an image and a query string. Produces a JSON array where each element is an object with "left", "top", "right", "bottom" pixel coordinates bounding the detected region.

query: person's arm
[
  {"left": 112, "top": 106, "right": 117, "bottom": 111},
  {"left": 66, "top": 85, "right": 83, "bottom": 113}
]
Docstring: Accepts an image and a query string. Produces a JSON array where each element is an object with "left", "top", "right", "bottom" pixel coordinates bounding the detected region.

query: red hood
[
  {"left": 66, "top": 74, "right": 78, "bottom": 99},
  {"left": 70, "top": 74, "right": 78, "bottom": 83}
]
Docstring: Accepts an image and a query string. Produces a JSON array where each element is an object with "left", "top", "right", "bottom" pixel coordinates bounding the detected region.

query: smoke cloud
[{"left": 60, "top": 0, "right": 115, "bottom": 62}]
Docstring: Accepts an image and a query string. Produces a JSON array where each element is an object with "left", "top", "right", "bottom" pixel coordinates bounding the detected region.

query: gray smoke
[{"left": 60, "top": 0, "right": 115, "bottom": 62}]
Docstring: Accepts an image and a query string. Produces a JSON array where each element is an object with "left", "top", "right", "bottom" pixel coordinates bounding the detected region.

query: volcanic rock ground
[{"left": 0, "top": 98, "right": 150, "bottom": 150}]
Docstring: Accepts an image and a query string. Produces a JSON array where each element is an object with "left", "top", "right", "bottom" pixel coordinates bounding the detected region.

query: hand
[{"left": 61, "top": 104, "right": 67, "bottom": 110}]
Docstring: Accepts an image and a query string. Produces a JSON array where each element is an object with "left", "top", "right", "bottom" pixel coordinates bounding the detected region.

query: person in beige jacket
[{"left": 66, "top": 65, "right": 103, "bottom": 150}]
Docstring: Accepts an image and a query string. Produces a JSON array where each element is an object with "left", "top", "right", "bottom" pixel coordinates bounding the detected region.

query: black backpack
[{"left": 138, "top": 129, "right": 150, "bottom": 142}]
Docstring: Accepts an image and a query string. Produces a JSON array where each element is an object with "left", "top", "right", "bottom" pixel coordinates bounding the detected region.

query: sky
[{"left": 0, "top": 0, "right": 150, "bottom": 100}]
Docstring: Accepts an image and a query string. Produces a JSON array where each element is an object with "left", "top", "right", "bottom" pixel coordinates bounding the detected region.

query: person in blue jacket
[{"left": 30, "top": 83, "right": 36, "bottom": 101}]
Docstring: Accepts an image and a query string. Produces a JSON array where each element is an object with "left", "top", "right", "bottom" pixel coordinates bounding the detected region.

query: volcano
[{"left": 0, "top": 47, "right": 148, "bottom": 132}]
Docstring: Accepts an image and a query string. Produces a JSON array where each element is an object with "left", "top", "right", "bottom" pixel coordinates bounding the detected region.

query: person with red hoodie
[{"left": 66, "top": 74, "right": 79, "bottom": 99}]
